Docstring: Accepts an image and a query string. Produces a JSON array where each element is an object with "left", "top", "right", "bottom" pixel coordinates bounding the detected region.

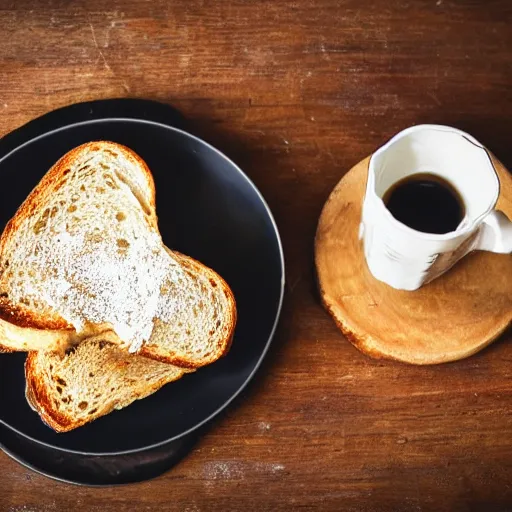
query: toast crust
[{"left": 0, "top": 299, "right": 74, "bottom": 330}]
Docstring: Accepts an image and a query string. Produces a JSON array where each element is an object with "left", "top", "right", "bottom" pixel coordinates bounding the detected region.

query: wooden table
[{"left": 1, "top": 1, "right": 511, "bottom": 510}]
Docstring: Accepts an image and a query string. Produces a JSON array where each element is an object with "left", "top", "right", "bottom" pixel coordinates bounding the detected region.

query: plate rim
[{"left": 0, "top": 115, "right": 285, "bottom": 456}]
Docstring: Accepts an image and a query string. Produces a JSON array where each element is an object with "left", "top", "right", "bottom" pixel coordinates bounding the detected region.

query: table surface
[{"left": 1, "top": 1, "right": 511, "bottom": 511}]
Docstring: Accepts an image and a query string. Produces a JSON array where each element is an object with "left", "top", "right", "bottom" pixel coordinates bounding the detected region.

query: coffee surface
[{"left": 383, "top": 173, "right": 465, "bottom": 234}]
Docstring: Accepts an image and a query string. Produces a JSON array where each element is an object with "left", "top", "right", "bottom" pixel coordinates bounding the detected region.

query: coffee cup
[{"left": 360, "top": 124, "right": 512, "bottom": 291}]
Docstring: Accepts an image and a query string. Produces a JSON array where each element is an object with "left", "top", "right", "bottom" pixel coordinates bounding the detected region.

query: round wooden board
[{"left": 315, "top": 156, "right": 512, "bottom": 365}]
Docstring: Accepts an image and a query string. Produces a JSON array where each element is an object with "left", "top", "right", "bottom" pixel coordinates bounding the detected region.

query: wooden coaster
[{"left": 315, "top": 156, "right": 512, "bottom": 365}]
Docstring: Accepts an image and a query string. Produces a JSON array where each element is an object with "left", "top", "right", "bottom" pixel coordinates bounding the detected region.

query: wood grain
[
  {"left": 1, "top": 0, "right": 511, "bottom": 510},
  {"left": 316, "top": 156, "right": 512, "bottom": 364}
]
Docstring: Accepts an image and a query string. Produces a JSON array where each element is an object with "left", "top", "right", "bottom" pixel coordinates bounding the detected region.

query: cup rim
[{"left": 368, "top": 124, "right": 501, "bottom": 241}]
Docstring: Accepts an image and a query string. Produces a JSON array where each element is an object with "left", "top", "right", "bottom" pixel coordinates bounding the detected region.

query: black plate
[{"left": 0, "top": 100, "right": 284, "bottom": 458}]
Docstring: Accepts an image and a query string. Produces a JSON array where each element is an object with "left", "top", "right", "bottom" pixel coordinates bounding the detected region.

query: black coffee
[{"left": 383, "top": 173, "right": 465, "bottom": 234}]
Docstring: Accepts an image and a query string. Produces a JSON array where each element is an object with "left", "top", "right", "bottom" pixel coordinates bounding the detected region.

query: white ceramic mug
[{"left": 359, "top": 124, "right": 512, "bottom": 291}]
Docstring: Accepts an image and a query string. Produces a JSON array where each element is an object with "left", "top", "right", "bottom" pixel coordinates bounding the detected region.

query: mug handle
[{"left": 475, "top": 210, "right": 512, "bottom": 254}]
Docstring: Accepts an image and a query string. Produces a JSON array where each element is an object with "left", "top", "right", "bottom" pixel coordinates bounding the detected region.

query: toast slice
[
  {"left": 25, "top": 338, "right": 190, "bottom": 432},
  {"left": 0, "top": 142, "right": 237, "bottom": 367},
  {"left": 0, "top": 141, "right": 162, "bottom": 352}
]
